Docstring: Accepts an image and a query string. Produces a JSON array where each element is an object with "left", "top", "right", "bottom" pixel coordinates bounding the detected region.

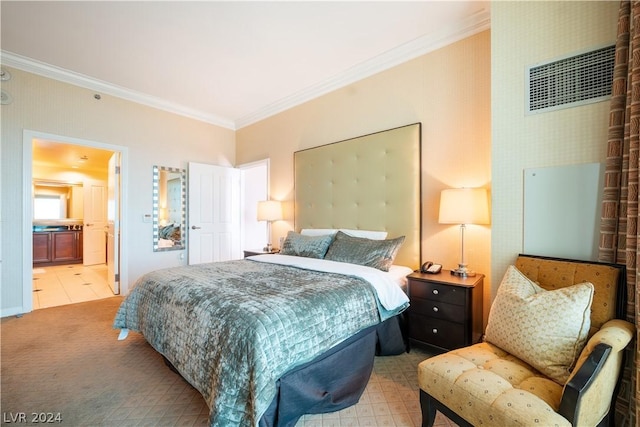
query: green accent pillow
[
  {"left": 324, "top": 231, "right": 405, "bottom": 271},
  {"left": 279, "top": 231, "right": 333, "bottom": 259}
]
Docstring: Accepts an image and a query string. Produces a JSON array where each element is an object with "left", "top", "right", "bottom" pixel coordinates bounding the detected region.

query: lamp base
[
  {"left": 451, "top": 264, "right": 476, "bottom": 277},
  {"left": 263, "top": 243, "right": 273, "bottom": 253}
]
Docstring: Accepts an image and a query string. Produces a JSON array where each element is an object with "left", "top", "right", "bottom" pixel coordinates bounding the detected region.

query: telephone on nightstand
[{"left": 420, "top": 261, "right": 442, "bottom": 274}]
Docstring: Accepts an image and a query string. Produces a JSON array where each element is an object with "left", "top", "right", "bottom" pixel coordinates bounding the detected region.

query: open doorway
[
  {"left": 23, "top": 130, "right": 127, "bottom": 312},
  {"left": 239, "top": 159, "right": 270, "bottom": 252}
]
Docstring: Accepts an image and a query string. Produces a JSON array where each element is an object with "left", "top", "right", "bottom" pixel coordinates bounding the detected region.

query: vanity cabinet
[
  {"left": 33, "top": 231, "right": 83, "bottom": 266},
  {"left": 33, "top": 232, "right": 52, "bottom": 264}
]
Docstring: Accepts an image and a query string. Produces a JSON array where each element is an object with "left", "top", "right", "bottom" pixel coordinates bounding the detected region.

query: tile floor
[{"left": 32, "top": 263, "right": 114, "bottom": 309}]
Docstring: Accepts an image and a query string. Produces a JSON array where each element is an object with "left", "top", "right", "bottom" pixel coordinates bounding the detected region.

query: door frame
[
  {"left": 238, "top": 159, "right": 270, "bottom": 251},
  {"left": 22, "top": 130, "right": 128, "bottom": 312}
]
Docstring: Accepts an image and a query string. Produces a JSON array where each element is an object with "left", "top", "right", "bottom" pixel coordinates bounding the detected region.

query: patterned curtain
[{"left": 599, "top": 1, "right": 639, "bottom": 425}]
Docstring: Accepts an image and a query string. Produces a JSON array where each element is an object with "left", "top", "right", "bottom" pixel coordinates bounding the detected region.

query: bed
[{"left": 113, "top": 123, "right": 422, "bottom": 426}]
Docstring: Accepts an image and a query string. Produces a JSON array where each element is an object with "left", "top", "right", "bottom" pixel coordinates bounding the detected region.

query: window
[{"left": 34, "top": 195, "right": 65, "bottom": 219}]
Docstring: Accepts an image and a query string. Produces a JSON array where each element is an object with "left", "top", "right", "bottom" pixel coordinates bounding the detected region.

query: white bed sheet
[
  {"left": 387, "top": 265, "right": 413, "bottom": 293},
  {"left": 248, "top": 254, "right": 410, "bottom": 311}
]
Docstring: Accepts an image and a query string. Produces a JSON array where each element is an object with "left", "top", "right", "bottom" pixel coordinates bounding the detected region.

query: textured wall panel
[{"left": 294, "top": 123, "right": 421, "bottom": 269}]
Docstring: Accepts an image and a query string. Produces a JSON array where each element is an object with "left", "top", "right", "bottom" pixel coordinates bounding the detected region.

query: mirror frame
[{"left": 153, "top": 165, "right": 186, "bottom": 252}]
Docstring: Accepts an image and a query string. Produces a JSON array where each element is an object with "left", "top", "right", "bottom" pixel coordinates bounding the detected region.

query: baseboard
[{"left": 1, "top": 306, "right": 27, "bottom": 318}]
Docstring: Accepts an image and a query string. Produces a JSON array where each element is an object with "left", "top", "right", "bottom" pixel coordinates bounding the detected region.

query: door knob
[
  {"left": 85, "top": 223, "right": 93, "bottom": 227},
  {"left": 191, "top": 225, "right": 202, "bottom": 230}
]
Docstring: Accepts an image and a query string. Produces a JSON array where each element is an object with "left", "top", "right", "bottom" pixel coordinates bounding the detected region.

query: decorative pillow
[
  {"left": 484, "top": 265, "right": 594, "bottom": 385},
  {"left": 159, "top": 224, "right": 176, "bottom": 239},
  {"left": 279, "top": 231, "right": 333, "bottom": 259},
  {"left": 301, "top": 228, "right": 388, "bottom": 240},
  {"left": 168, "top": 226, "right": 181, "bottom": 241},
  {"left": 324, "top": 231, "right": 404, "bottom": 271}
]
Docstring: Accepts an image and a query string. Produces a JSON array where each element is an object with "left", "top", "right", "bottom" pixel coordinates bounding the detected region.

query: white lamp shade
[
  {"left": 439, "top": 188, "right": 490, "bottom": 225},
  {"left": 257, "top": 200, "right": 283, "bottom": 222}
]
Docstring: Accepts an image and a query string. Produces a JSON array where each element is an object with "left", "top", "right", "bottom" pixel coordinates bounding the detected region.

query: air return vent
[{"left": 527, "top": 45, "right": 615, "bottom": 114}]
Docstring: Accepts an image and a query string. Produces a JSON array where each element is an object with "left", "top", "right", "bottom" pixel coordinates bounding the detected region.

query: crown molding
[
  {"left": 1, "top": 8, "right": 489, "bottom": 131},
  {"left": 235, "top": 9, "right": 491, "bottom": 129},
  {"left": 0, "top": 50, "right": 236, "bottom": 130}
]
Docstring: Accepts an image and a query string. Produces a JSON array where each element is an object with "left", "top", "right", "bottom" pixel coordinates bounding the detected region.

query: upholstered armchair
[{"left": 418, "top": 254, "right": 635, "bottom": 427}]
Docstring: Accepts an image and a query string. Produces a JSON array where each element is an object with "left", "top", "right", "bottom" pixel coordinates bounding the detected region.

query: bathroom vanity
[{"left": 33, "top": 225, "right": 83, "bottom": 266}]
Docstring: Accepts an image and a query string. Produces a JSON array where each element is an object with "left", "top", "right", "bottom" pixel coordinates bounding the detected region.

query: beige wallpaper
[
  {"left": 491, "top": 1, "right": 618, "bottom": 295},
  {"left": 2, "top": 0, "right": 614, "bottom": 322},
  {"left": 237, "top": 31, "right": 492, "bottom": 319},
  {"left": 1, "top": 67, "right": 235, "bottom": 314}
]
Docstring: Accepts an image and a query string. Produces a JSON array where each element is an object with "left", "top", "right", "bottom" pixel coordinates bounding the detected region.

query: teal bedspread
[{"left": 113, "top": 258, "right": 405, "bottom": 426}]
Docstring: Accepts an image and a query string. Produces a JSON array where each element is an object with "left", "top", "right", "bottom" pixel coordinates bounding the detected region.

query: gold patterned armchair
[{"left": 418, "top": 254, "right": 635, "bottom": 427}]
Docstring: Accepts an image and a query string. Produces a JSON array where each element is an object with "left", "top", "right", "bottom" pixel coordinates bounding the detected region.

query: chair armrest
[
  {"left": 558, "top": 343, "right": 611, "bottom": 423},
  {"left": 558, "top": 319, "right": 634, "bottom": 425}
]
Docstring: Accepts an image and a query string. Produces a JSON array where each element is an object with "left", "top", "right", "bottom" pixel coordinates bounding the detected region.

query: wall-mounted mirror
[
  {"left": 153, "top": 165, "right": 186, "bottom": 251},
  {"left": 32, "top": 180, "right": 84, "bottom": 224}
]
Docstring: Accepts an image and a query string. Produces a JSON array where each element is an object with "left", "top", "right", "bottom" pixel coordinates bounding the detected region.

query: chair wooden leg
[{"left": 419, "top": 390, "right": 437, "bottom": 427}]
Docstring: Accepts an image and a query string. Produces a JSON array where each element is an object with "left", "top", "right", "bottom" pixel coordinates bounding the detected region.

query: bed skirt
[
  {"left": 259, "top": 314, "right": 406, "bottom": 427},
  {"left": 163, "top": 314, "right": 405, "bottom": 427}
]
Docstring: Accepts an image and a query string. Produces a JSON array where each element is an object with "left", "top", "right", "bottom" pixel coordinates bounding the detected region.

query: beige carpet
[{"left": 1, "top": 297, "right": 455, "bottom": 427}]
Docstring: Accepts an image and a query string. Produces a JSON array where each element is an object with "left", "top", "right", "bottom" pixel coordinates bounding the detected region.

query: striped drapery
[{"left": 599, "top": 1, "right": 639, "bottom": 425}]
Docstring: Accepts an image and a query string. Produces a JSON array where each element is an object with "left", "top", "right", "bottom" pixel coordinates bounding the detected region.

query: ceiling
[
  {"left": 1, "top": 1, "right": 490, "bottom": 131},
  {"left": 32, "top": 139, "right": 115, "bottom": 174}
]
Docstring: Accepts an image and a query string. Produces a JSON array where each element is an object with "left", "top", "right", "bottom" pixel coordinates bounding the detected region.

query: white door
[
  {"left": 83, "top": 180, "right": 107, "bottom": 265},
  {"left": 107, "top": 153, "right": 121, "bottom": 294},
  {"left": 188, "top": 162, "right": 241, "bottom": 264}
]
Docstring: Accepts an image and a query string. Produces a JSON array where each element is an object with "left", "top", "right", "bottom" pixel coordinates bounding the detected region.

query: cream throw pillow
[{"left": 484, "top": 265, "right": 594, "bottom": 385}]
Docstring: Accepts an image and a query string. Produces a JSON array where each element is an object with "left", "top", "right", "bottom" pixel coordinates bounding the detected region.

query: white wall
[
  {"left": 491, "top": 1, "right": 618, "bottom": 293},
  {"left": 1, "top": 67, "right": 235, "bottom": 315}
]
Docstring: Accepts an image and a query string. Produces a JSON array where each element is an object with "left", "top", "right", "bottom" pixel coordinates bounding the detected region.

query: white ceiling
[{"left": 1, "top": 1, "right": 490, "bottom": 130}]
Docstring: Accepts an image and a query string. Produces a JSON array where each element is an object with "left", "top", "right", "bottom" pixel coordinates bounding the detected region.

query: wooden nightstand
[
  {"left": 407, "top": 270, "right": 484, "bottom": 352},
  {"left": 243, "top": 249, "right": 279, "bottom": 258}
]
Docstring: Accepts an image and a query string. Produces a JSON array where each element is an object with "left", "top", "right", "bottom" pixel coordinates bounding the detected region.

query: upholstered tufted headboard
[{"left": 294, "top": 123, "right": 421, "bottom": 269}]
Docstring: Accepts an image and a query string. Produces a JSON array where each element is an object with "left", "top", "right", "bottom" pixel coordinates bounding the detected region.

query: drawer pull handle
[
  {"left": 432, "top": 306, "right": 439, "bottom": 312},
  {"left": 432, "top": 289, "right": 439, "bottom": 295},
  {"left": 432, "top": 328, "right": 438, "bottom": 334}
]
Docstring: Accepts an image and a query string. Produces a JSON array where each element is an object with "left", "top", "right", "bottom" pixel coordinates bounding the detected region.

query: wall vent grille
[{"left": 527, "top": 45, "right": 615, "bottom": 114}]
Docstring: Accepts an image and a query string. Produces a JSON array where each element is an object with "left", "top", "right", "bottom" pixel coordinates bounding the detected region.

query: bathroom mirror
[
  {"left": 153, "top": 165, "right": 186, "bottom": 251},
  {"left": 33, "top": 180, "right": 83, "bottom": 222}
]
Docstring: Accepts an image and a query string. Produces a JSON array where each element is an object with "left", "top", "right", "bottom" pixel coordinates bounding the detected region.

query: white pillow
[
  {"left": 484, "top": 265, "right": 594, "bottom": 384},
  {"left": 300, "top": 228, "right": 336, "bottom": 237},
  {"left": 300, "top": 228, "right": 388, "bottom": 240},
  {"left": 387, "top": 265, "right": 413, "bottom": 292}
]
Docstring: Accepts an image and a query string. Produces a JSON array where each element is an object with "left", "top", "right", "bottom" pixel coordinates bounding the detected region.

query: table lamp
[
  {"left": 438, "top": 188, "right": 489, "bottom": 277},
  {"left": 257, "top": 200, "right": 283, "bottom": 252}
]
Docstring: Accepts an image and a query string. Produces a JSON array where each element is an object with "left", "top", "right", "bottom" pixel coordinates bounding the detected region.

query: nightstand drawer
[
  {"left": 408, "top": 313, "right": 466, "bottom": 350},
  {"left": 406, "top": 271, "right": 484, "bottom": 352},
  {"left": 409, "top": 298, "right": 465, "bottom": 323},
  {"left": 409, "top": 280, "right": 467, "bottom": 305}
]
